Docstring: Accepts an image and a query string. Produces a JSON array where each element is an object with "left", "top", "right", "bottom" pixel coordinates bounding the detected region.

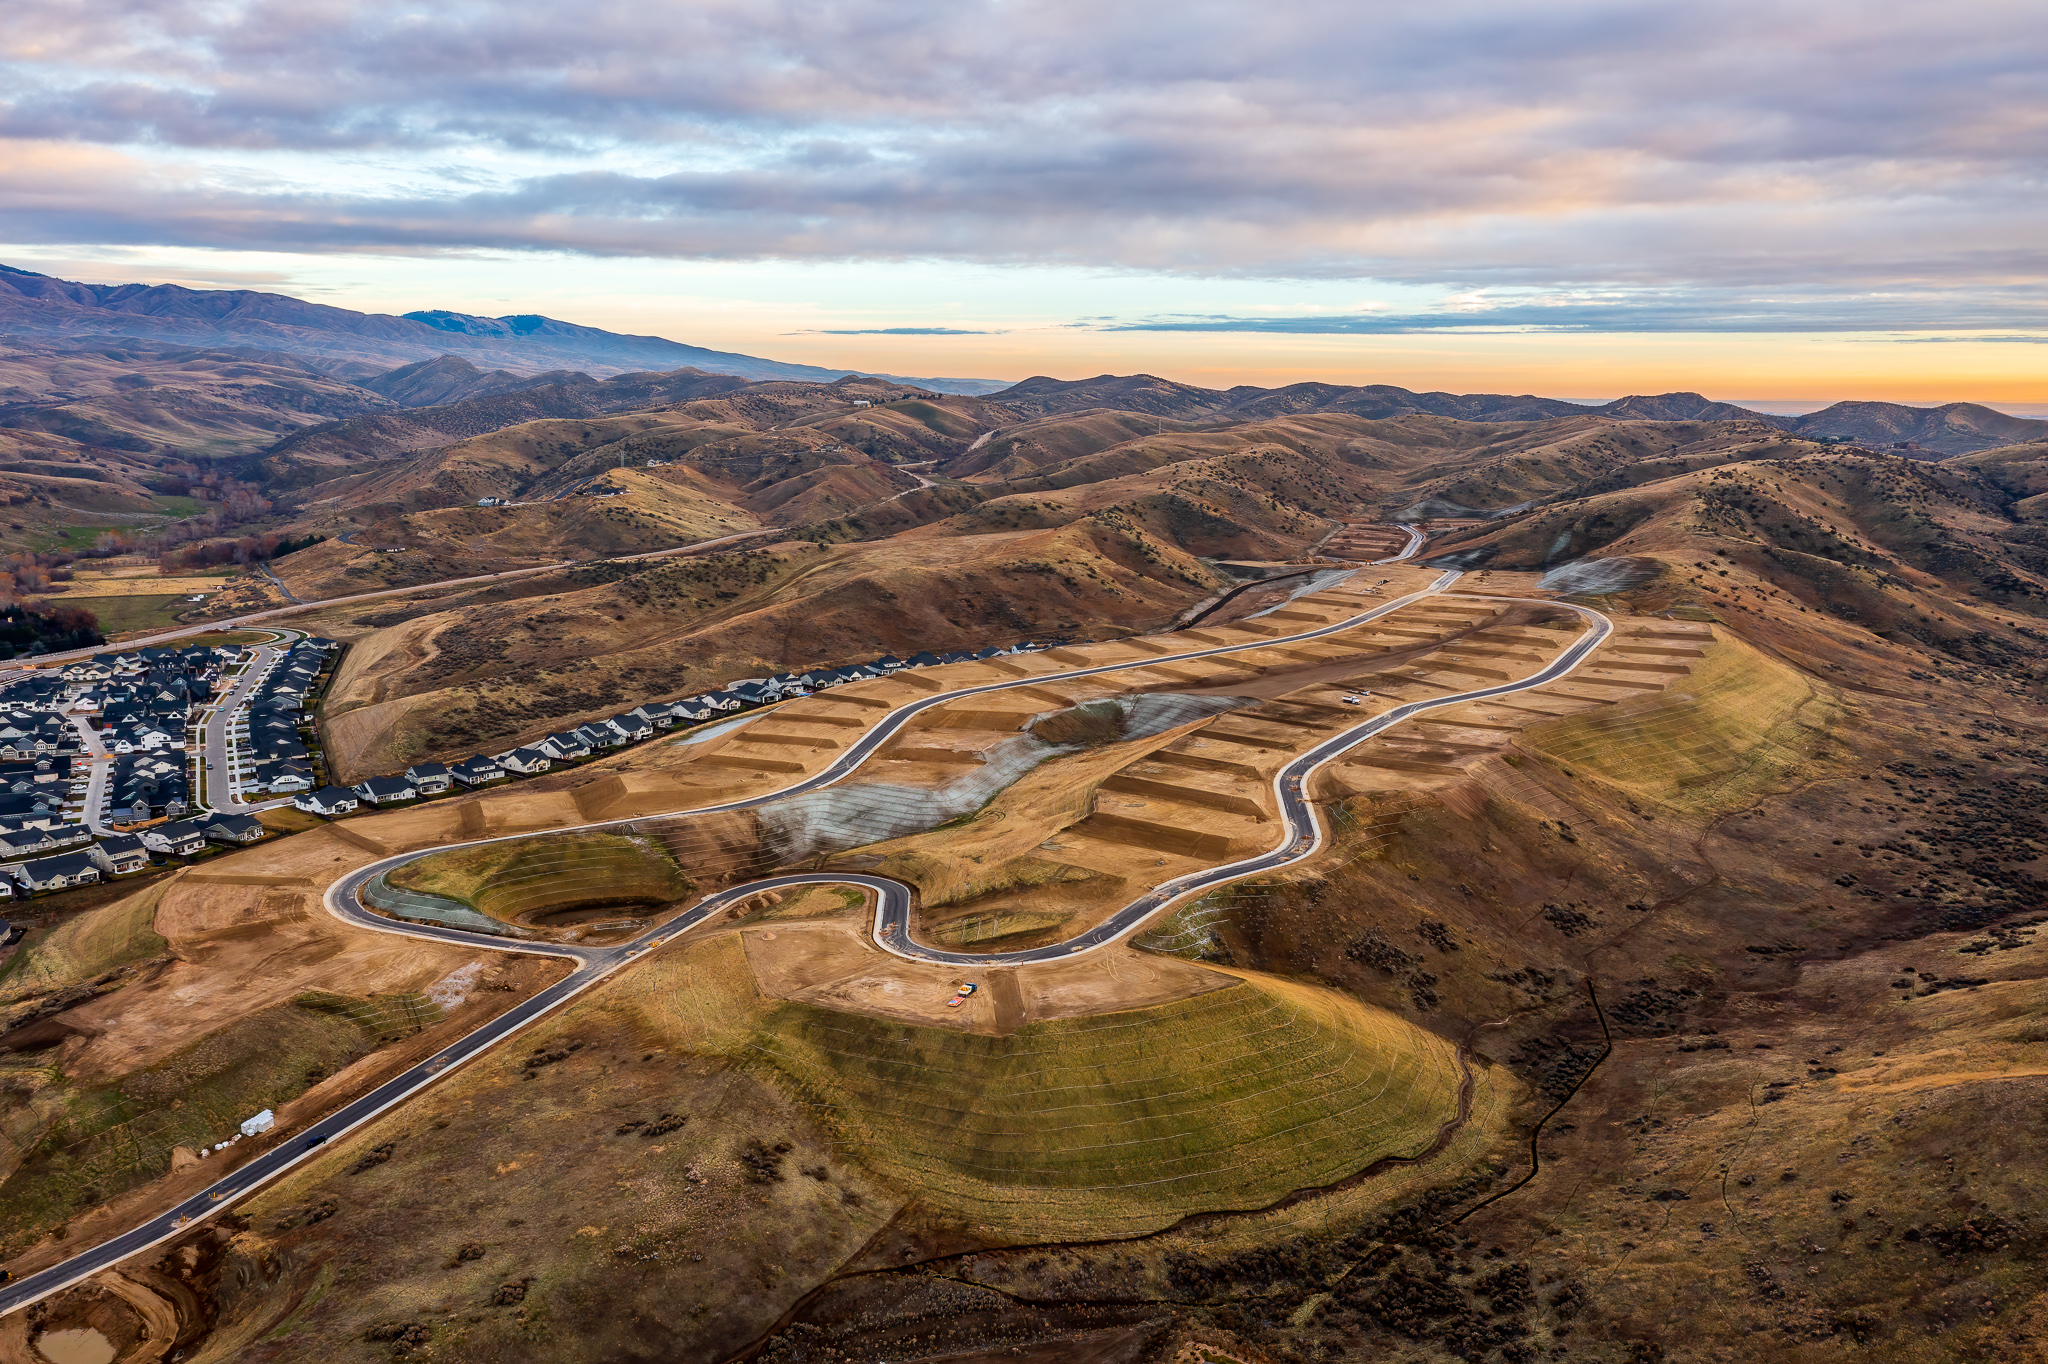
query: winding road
[{"left": 0, "top": 521, "right": 1615, "bottom": 1316}]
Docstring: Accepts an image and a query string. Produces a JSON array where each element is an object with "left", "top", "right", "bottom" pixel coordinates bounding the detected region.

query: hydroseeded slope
[{"left": 750, "top": 972, "right": 1470, "bottom": 1240}]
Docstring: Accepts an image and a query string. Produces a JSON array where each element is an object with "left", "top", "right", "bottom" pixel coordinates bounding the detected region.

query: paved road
[
  {"left": 0, "top": 522, "right": 1612, "bottom": 1315},
  {"left": 197, "top": 638, "right": 300, "bottom": 814},
  {"left": 871, "top": 593, "right": 1611, "bottom": 965},
  {"left": 9, "top": 526, "right": 783, "bottom": 670},
  {"left": 62, "top": 713, "right": 114, "bottom": 835}
]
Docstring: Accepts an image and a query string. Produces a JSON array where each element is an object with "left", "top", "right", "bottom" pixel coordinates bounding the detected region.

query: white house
[
  {"left": 497, "top": 747, "right": 553, "bottom": 775},
  {"left": 295, "top": 785, "right": 360, "bottom": 817}
]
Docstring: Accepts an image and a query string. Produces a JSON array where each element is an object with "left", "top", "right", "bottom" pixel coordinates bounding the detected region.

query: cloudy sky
[{"left": 3, "top": 0, "right": 2045, "bottom": 401}]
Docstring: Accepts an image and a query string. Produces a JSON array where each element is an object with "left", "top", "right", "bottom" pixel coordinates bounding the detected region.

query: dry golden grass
[{"left": 1522, "top": 631, "right": 1844, "bottom": 814}]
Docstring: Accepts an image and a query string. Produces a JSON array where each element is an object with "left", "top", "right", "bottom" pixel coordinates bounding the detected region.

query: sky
[{"left": 3, "top": 0, "right": 2045, "bottom": 405}]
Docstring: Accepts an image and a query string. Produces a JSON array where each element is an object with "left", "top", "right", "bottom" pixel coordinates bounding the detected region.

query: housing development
[{"left": 0, "top": 279, "right": 2044, "bottom": 1364}]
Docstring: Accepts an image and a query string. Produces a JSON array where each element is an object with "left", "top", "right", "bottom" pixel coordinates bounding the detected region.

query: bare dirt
[{"left": 739, "top": 916, "right": 1235, "bottom": 1036}]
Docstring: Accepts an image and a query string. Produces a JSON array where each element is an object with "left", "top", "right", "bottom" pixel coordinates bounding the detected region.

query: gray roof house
[
  {"left": 451, "top": 755, "right": 505, "bottom": 785},
  {"left": 404, "top": 761, "right": 453, "bottom": 794},
  {"left": 538, "top": 733, "right": 590, "bottom": 761},
  {"left": 572, "top": 722, "right": 624, "bottom": 751},
  {"left": 605, "top": 713, "right": 653, "bottom": 742},
  {"left": 296, "top": 785, "right": 360, "bottom": 817},
  {"left": 202, "top": 812, "right": 267, "bottom": 845},
  {"left": 0, "top": 827, "right": 58, "bottom": 858},
  {"left": 140, "top": 817, "right": 210, "bottom": 856},
  {"left": 15, "top": 851, "right": 100, "bottom": 894},
  {"left": 353, "top": 775, "right": 418, "bottom": 806},
  {"left": 89, "top": 834, "right": 149, "bottom": 875},
  {"left": 497, "top": 747, "right": 553, "bottom": 775}
]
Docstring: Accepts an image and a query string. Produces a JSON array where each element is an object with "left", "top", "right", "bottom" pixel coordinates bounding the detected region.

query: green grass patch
[
  {"left": 388, "top": 831, "right": 690, "bottom": 925},
  {"left": 0, "top": 880, "right": 171, "bottom": 999},
  {"left": 0, "top": 1000, "right": 373, "bottom": 1249},
  {"left": 750, "top": 971, "right": 1462, "bottom": 1239},
  {"left": 1524, "top": 632, "right": 1844, "bottom": 815},
  {"left": 602, "top": 936, "right": 1466, "bottom": 1240},
  {"left": 29, "top": 525, "right": 127, "bottom": 553},
  {"left": 928, "top": 909, "right": 1073, "bottom": 947},
  {"left": 57, "top": 594, "right": 191, "bottom": 635}
]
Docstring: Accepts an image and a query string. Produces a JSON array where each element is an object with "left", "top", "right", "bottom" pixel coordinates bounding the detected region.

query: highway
[{"left": 0, "top": 519, "right": 1617, "bottom": 1316}]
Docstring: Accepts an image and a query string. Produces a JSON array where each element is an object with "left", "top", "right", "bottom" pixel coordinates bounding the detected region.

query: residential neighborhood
[
  {"left": 0, "top": 636, "right": 330, "bottom": 897},
  {"left": 0, "top": 630, "right": 1060, "bottom": 897},
  {"left": 298, "top": 639, "right": 1061, "bottom": 818}
]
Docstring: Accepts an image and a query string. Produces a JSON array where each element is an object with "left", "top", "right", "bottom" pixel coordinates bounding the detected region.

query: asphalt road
[
  {"left": 62, "top": 713, "right": 113, "bottom": 835},
  {"left": 0, "top": 522, "right": 1615, "bottom": 1316},
  {"left": 870, "top": 594, "right": 1612, "bottom": 965},
  {"left": 198, "top": 639, "right": 299, "bottom": 814},
  {"left": 10, "top": 526, "right": 781, "bottom": 670}
]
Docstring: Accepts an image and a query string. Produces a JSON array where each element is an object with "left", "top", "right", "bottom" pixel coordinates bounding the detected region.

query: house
[
  {"left": 538, "top": 732, "right": 590, "bottom": 761},
  {"left": 202, "top": 813, "right": 267, "bottom": 846},
  {"left": 872, "top": 655, "right": 906, "bottom": 672},
  {"left": 254, "top": 759, "right": 315, "bottom": 793},
  {"left": 604, "top": 713, "right": 653, "bottom": 743},
  {"left": 353, "top": 775, "right": 418, "bottom": 806},
  {"left": 295, "top": 785, "right": 360, "bottom": 817},
  {"left": 451, "top": 755, "right": 505, "bottom": 786},
  {"left": 14, "top": 851, "right": 100, "bottom": 894},
  {"left": 695, "top": 692, "right": 743, "bottom": 713},
  {"left": 140, "top": 817, "right": 209, "bottom": 856},
  {"left": 0, "top": 827, "right": 58, "bottom": 859},
  {"left": 497, "top": 747, "right": 553, "bottom": 775},
  {"left": 44, "top": 823, "right": 91, "bottom": 849},
  {"left": 107, "top": 794, "right": 154, "bottom": 825},
  {"left": 403, "top": 762, "right": 453, "bottom": 795},
  {"left": 89, "top": 834, "right": 150, "bottom": 876},
  {"left": 572, "top": 722, "right": 624, "bottom": 751},
  {"left": 627, "top": 704, "right": 676, "bottom": 730}
]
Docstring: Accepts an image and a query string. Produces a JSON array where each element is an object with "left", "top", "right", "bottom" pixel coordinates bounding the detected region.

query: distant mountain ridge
[
  {"left": 985, "top": 375, "right": 2048, "bottom": 455},
  {"left": 5, "top": 265, "right": 2040, "bottom": 455},
  {"left": 0, "top": 264, "right": 1009, "bottom": 394}
]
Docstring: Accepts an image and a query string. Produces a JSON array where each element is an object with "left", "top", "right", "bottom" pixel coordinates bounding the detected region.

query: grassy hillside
[
  {"left": 0, "top": 999, "right": 382, "bottom": 1250},
  {"left": 586, "top": 935, "right": 1477, "bottom": 1241},
  {"left": 0, "top": 878, "right": 171, "bottom": 1001},
  {"left": 1523, "top": 632, "right": 1843, "bottom": 815},
  {"left": 388, "top": 831, "right": 690, "bottom": 924},
  {"left": 751, "top": 973, "right": 1470, "bottom": 1240}
]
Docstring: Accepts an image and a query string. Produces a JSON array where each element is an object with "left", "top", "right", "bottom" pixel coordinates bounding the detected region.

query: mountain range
[
  {"left": 990, "top": 373, "right": 2048, "bottom": 455},
  {"left": 0, "top": 264, "right": 1009, "bottom": 393}
]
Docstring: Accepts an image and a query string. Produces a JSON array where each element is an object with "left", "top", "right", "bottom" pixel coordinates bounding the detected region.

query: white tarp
[{"left": 239, "top": 1109, "right": 275, "bottom": 1137}]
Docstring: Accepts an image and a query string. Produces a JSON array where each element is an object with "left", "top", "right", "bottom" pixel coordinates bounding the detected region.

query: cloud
[
  {"left": 0, "top": 0, "right": 2044, "bottom": 331},
  {"left": 1097, "top": 292, "right": 2048, "bottom": 334},
  {"left": 798, "top": 326, "right": 997, "bottom": 335}
]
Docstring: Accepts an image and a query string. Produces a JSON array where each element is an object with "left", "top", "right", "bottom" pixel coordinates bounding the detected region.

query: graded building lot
[{"left": 0, "top": 547, "right": 1821, "bottom": 1357}]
